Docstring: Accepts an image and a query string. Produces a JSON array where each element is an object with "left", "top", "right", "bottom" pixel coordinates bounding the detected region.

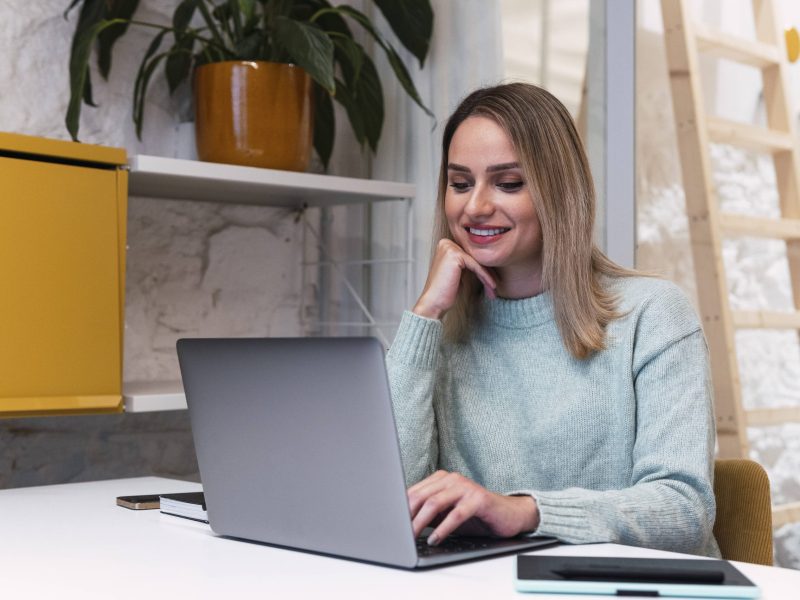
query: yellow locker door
[{"left": 0, "top": 156, "right": 123, "bottom": 415}]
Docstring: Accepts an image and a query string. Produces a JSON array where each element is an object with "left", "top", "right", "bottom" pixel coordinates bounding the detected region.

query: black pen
[{"left": 552, "top": 565, "right": 726, "bottom": 584}]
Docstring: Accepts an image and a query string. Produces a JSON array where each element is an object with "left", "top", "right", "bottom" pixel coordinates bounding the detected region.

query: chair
[{"left": 713, "top": 459, "right": 773, "bottom": 565}]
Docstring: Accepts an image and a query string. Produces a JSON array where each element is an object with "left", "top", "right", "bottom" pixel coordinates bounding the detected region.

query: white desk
[{"left": 1, "top": 477, "right": 798, "bottom": 599}]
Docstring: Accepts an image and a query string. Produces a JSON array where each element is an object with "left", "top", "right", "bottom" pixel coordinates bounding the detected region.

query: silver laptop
[{"left": 177, "top": 337, "right": 557, "bottom": 569}]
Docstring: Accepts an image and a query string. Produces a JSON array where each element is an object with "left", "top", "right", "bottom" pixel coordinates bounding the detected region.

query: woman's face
[{"left": 445, "top": 116, "right": 543, "bottom": 289}]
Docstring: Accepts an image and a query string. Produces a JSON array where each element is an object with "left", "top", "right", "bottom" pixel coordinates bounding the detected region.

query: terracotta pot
[{"left": 194, "top": 61, "right": 314, "bottom": 171}]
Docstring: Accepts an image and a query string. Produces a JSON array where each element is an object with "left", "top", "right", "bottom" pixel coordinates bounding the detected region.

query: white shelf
[
  {"left": 123, "top": 380, "right": 186, "bottom": 412},
  {"left": 128, "top": 155, "right": 415, "bottom": 207},
  {"left": 123, "top": 156, "right": 416, "bottom": 412}
]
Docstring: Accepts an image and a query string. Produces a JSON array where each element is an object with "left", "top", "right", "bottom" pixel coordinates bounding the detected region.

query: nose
[{"left": 463, "top": 184, "right": 495, "bottom": 219}]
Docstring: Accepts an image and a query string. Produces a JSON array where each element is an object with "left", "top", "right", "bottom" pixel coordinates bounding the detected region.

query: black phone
[{"left": 116, "top": 494, "right": 161, "bottom": 510}]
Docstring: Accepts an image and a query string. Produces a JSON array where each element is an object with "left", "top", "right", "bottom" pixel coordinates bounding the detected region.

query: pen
[{"left": 552, "top": 565, "right": 726, "bottom": 584}]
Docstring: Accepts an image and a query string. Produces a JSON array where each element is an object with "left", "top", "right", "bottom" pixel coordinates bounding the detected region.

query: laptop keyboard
[{"left": 415, "top": 535, "right": 495, "bottom": 557}]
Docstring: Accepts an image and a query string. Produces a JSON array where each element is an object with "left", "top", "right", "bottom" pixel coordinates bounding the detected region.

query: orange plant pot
[{"left": 194, "top": 61, "right": 314, "bottom": 171}]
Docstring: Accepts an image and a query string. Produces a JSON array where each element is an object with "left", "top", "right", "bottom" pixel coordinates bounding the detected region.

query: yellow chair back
[{"left": 713, "top": 459, "right": 773, "bottom": 565}]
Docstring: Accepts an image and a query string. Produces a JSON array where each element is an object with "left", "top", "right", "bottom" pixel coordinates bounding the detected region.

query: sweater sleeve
[
  {"left": 512, "top": 314, "right": 718, "bottom": 556},
  {"left": 386, "top": 311, "right": 443, "bottom": 487}
]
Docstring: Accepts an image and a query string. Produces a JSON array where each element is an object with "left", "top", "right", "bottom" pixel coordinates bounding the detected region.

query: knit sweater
[{"left": 386, "top": 275, "right": 720, "bottom": 557}]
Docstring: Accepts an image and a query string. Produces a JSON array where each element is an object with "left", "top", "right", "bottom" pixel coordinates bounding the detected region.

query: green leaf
[
  {"left": 302, "top": 0, "right": 352, "bottom": 37},
  {"left": 66, "top": 17, "right": 128, "bottom": 141},
  {"left": 212, "top": 1, "right": 235, "bottom": 45},
  {"left": 323, "top": 6, "right": 376, "bottom": 46},
  {"left": 241, "top": 0, "right": 259, "bottom": 32},
  {"left": 165, "top": 38, "right": 195, "bottom": 94},
  {"left": 97, "top": 0, "right": 140, "bottom": 79},
  {"left": 270, "top": 0, "right": 295, "bottom": 20},
  {"left": 71, "top": 0, "right": 107, "bottom": 39},
  {"left": 346, "top": 54, "right": 383, "bottom": 151},
  {"left": 167, "top": 0, "right": 198, "bottom": 94},
  {"left": 272, "top": 16, "right": 335, "bottom": 93},
  {"left": 133, "top": 30, "right": 167, "bottom": 110},
  {"left": 312, "top": 84, "right": 335, "bottom": 170},
  {"left": 373, "top": 0, "right": 432, "bottom": 67},
  {"left": 230, "top": 0, "right": 244, "bottom": 40},
  {"left": 173, "top": 0, "right": 198, "bottom": 33},
  {"left": 133, "top": 50, "right": 170, "bottom": 140},
  {"left": 332, "top": 35, "right": 364, "bottom": 87},
  {"left": 82, "top": 70, "right": 96, "bottom": 107},
  {"left": 64, "top": 0, "right": 84, "bottom": 19},
  {"left": 66, "top": 0, "right": 106, "bottom": 134},
  {"left": 196, "top": 0, "right": 229, "bottom": 50},
  {"left": 238, "top": 0, "right": 256, "bottom": 22},
  {"left": 132, "top": 30, "right": 168, "bottom": 138},
  {"left": 329, "top": 5, "right": 432, "bottom": 116},
  {"left": 235, "top": 30, "right": 263, "bottom": 59},
  {"left": 332, "top": 77, "right": 365, "bottom": 146},
  {"left": 330, "top": 55, "right": 383, "bottom": 152},
  {"left": 381, "top": 42, "right": 432, "bottom": 117}
]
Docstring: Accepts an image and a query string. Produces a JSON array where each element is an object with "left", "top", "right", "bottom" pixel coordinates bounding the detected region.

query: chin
[{"left": 465, "top": 249, "right": 506, "bottom": 268}]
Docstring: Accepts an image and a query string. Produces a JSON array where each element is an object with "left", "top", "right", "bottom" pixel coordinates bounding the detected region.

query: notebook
[
  {"left": 516, "top": 555, "right": 760, "bottom": 598},
  {"left": 159, "top": 491, "right": 208, "bottom": 523},
  {"left": 177, "top": 336, "right": 558, "bottom": 568}
]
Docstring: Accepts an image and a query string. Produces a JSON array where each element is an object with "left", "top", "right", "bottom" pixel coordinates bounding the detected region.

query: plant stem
[
  {"left": 309, "top": 7, "right": 339, "bottom": 23},
  {"left": 126, "top": 20, "right": 233, "bottom": 57}
]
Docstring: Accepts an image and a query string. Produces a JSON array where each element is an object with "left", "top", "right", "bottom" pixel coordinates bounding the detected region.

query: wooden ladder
[{"left": 661, "top": 0, "right": 800, "bottom": 528}]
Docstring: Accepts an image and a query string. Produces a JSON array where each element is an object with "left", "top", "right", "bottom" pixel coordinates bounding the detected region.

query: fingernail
[{"left": 427, "top": 533, "right": 439, "bottom": 546}]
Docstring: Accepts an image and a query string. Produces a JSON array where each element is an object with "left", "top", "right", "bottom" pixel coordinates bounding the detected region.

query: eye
[
  {"left": 448, "top": 181, "right": 472, "bottom": 192},
  {"left": 497, "top": 181, "right": 524, "bottom": 192}
]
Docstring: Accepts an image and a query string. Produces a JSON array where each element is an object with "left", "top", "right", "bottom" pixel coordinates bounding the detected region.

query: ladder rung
[
  {"left": 719, "top": 214, "right": 800, "bottom": 239},
  {"left": 732, "top": 310, "right": 800, "bottom": 329},
  {"left": 694, "top": 23, "right": 781, "bottom": 68},
  {"left": 706, "top": 117, "right": 794, "bottom": 153},
  {"left": 772, "top": 501, "right": 800, "bottom": 528},
  {"left": 746, "top": 406, "right": 800, "bottom": 426}
]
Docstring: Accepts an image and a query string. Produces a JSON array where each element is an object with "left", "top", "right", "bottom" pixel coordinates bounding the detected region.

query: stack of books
[{"left": 159, "top": 491, "right": 208, "bottom": 523}]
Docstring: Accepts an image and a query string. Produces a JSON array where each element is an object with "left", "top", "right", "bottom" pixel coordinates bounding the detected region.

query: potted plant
[{"left": 65, "top": 0, "right": 433, "bottom": 170}]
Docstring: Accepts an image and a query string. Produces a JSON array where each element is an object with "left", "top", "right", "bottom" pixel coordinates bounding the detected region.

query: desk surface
[{"left": 1, "top": 477, "right": 798, "bottom": 599}]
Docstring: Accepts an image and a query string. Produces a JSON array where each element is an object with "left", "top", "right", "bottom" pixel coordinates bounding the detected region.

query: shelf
[
  {"left": 124, "top": 156, "right": 416, "bottom": 412},
  {"left": 123, "top": 380, "right": 186, "bottom": 412},
  {"left": 128, "top": 155, "right": 415, "bottom": 207}
]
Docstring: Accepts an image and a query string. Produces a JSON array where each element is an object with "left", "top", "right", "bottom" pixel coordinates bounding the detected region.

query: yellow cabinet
[{"left": 0, "top": 133, "right": 127, "bottom": 416}]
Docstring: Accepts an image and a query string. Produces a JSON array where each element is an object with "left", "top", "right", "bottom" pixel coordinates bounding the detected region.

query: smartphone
[{"left": 116, "top": 494, "right": 161, "bottom": 510}]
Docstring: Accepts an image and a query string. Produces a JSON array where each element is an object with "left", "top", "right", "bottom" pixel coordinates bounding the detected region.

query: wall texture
[{"left": 0, "top": 0, "right": 312, "bottom": 488}]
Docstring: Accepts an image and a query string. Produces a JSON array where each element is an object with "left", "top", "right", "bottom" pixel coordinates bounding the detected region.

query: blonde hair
[{"left": 435, "top": 83, "right": 635, "bottom": 359}]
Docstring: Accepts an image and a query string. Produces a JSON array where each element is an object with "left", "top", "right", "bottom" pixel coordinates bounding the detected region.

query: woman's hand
[
  {"left": 413, "top": 239, "right": 497, "bottom": 320},
  {"left": 407, "top": 470, "right": 540, "bottom": 545}
]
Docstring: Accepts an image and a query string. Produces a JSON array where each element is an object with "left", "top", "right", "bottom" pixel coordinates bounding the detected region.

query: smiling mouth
[{"left": 466, "top": 227, "right": 511, "bottom": 236}]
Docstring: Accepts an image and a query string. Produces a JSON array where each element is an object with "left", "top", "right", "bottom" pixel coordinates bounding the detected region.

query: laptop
[{"left": 176, "top": 336, "right": 558, "bottom": 569}]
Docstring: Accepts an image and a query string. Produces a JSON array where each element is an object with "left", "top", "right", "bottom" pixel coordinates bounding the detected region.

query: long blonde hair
[{"left": 435, "top": 83, "right": 635, "bottom": 359}]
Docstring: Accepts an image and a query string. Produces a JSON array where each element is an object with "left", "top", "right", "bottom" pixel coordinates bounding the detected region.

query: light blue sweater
[{"left": 387, "top": 276, "right": 720, "bottom": 557}]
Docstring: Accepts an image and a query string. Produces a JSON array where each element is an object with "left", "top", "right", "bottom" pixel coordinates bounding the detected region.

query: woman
[{"left": 386, "top": 83, "right": 719, "bottom": 557}]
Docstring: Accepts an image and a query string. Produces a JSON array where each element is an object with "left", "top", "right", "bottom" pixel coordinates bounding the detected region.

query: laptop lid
[
  {"left": 177, "top": 337, "right": 419, "bottom": 568},
  {"left": 178, "top": 336, "right": 558, "bottom": 568}
]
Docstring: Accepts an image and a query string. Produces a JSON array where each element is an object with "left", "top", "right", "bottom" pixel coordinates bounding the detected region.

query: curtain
[{"left": 364, "top": 0, "right": 505, "bottom": 343}]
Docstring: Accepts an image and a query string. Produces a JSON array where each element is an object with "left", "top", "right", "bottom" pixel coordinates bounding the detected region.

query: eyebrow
[{"left": 447, "top": 162, "right": 520, "bottom": 173}]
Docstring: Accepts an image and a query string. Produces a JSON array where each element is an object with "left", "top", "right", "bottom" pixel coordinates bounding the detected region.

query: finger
[
  {"left": 412, "top": 242, "right": 471, "bottom": 318},
  {"left": 411, "top": 487, "right": 466, "bottom": 538},
  {"left": 407, "top": 471, "right": 451, "bottom": 518},
  {"left": 427, "top": 495, "right": 482, "bottom": 546},
  {"left": 461, "top": 254, "right": 497, "bottom": 295},
  {"left": 407, "top": 470, "right": 449, "bottom": 496}
]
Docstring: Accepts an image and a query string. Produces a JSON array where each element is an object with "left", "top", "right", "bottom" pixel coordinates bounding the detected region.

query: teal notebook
[{"left": 515, "top": 555, "right": 760, "bottom": 598}]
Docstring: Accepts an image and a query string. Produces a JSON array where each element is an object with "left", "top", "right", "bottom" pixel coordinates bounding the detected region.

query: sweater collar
[{"left": 481, "top": 291, "right": 554, "bottom": 328}]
